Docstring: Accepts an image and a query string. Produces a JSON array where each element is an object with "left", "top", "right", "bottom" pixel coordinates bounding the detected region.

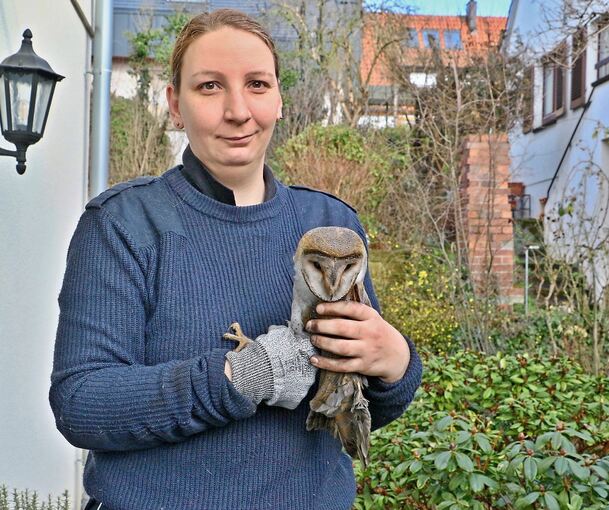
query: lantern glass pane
[
  {"left": 8, "top": 72, "right": 33, "bottom": 131},
  {"left": 0, "top": 76, "right": 7, "bottom": 132},
  {"left": 33, "top": 77, "right": 53, "bottom": 135}
]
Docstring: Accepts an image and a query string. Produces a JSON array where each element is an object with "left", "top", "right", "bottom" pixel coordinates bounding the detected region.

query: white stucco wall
[
  {"left": 0, "top": 1, "right": 92, "bottom": 506},
  {"left": 504, "top": 0, "right": 609, "bottom": 291},
  {"left": 505, "top": 0, "right": 609, "bottom": 217}
]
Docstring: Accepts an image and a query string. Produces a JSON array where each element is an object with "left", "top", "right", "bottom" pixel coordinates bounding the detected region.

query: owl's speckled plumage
[{"left": 291, "top": 227, "right": 372, "bottom": 466}]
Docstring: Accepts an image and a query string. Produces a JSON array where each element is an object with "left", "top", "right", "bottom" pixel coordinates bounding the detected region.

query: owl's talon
[{"left": 223, "top": 322, "right": 253, "bottom": 352}]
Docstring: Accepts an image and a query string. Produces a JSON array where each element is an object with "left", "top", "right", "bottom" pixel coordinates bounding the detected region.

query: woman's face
[{"left": 167, "top": 27, "right": 282, "bottom": 180}]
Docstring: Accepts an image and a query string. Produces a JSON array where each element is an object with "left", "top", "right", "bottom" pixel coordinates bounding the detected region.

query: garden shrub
[
  {"left": 271, "top": 124, "right": 398, "bottom": 234},
  {"left": 110, "top": 95, "right": 174, "bottom": 185},
  {"left": 370, "top": 249, "right": 459, "bottom": 354},
  {"left": 355, "top": 350, "right": 609, "bottom": 509}
]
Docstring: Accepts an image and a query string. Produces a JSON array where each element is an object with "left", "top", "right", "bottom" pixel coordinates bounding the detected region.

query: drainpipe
[{"left": 90, "top": 0, "right": 113, "bottom": 199}]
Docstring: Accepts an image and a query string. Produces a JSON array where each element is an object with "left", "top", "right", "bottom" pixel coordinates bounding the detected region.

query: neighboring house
[
  {"left": 359, "top": 9, "right": 506, "bottom": 126},
  {"left": 502, "top": 0, "right": 609, "bottom": 289},
  {"left": 0, "top": 1, "right": 93, "bottom": 507}
]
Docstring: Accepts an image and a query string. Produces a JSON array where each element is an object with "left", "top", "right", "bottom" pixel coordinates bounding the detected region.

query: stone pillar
[{"left": 459, "top": 134, "right": 523, "bottom": 304}]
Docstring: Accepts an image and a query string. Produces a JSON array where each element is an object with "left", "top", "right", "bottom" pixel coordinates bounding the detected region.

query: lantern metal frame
[{"left": 0, "top": 29, "right": 64, "bottom": 174}]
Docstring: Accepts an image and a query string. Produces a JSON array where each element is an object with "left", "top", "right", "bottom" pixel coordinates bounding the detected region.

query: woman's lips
[{"left": 220, "top": 133, "right": 255, "bottom": 142}]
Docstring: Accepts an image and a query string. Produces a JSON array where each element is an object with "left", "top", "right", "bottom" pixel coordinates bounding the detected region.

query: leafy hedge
[{"left": 355, "top": 350, "right": 609, "bottom": 509}]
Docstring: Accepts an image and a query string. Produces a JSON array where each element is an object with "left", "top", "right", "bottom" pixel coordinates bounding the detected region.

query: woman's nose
[{"left": 224, "top": 90, "right": 252, "bottom": 124}]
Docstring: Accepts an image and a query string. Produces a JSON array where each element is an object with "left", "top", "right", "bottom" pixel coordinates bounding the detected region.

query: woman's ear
[
  {"left": 277, "top": 96, "right": 283, "bottom": 120},
  {"left": 276, "top": 78, "right": 283, "bottom": 120},
  {"left": 166, "top": 84, "right": 183, "bottom": 128}
]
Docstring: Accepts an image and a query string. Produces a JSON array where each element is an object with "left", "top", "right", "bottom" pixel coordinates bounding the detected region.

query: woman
[{"left": 50, "top": 9, "right": 422, "bottom": 510}]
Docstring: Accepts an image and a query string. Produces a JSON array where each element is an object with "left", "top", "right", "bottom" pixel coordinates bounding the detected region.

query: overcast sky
[{"left": 365, "top": 0, "right": 512, "bottom": 17}]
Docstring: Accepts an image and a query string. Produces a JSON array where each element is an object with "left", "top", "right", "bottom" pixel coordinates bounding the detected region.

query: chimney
[{"left": 466, "top": 0, "right": 477, "bottom": 32}]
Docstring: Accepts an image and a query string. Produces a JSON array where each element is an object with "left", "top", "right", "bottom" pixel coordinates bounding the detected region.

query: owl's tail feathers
[
  {"left": 338, "top": 392, "right": 371, "bottom": 468},
  {"left": 306, "top": 411, "right": 338, "bottom": 435},
  {"left": 306, "top": 389, "right": 371, "bottom": 468}
]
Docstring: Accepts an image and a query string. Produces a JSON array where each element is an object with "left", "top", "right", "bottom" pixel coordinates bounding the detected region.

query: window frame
[
  {"left": 523, "top": 66, "right": 534, "bottom": 134},
  {"left": 443, "top": 30, "right": 462, "bottom": 50},
  {"left": 542, "top": 45, "right": 566, "bottom": 125},
  {"left": 400, "top": 28, "right": 419, "bottom": 49},
  {"left": 422, "top": 29, "right": 440, "bottom": 49},
  {"left": 570, "top": 29, "right": 587, "bottom": 109},
  {"left": 595, "top": 19, "right": 609, "bottom": 84}
]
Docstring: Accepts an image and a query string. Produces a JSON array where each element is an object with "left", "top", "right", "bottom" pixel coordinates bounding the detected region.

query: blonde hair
[{"left": 170, "top": 9, "right": 280, "bottom": 91}]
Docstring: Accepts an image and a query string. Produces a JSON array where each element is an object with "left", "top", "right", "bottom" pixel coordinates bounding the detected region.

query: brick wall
[{"left": 460, "top": 134, "right": 524, "bottom": 304}]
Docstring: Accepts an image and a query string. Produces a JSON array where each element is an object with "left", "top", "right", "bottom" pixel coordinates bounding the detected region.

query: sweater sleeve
[
  {"left": 349, "top": 217, "right": 423, "bottom": 431},
  {"left": 49, "top": 207, "right": 256, "bottom": 452}
]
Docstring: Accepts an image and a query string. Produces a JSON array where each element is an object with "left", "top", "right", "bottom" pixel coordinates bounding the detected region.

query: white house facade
[
  {"left": 0, "top": 1, "right": 93, "bottom": 506},
  {"left": 503, "top": 0, "right": 609, "bottom": 291}
]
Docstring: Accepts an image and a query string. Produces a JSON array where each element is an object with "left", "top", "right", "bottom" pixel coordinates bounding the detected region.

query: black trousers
[{"left": 84, "top": 499, "right": 102, "bottom": 510}]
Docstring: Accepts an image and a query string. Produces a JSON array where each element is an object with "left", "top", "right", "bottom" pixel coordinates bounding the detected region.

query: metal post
[
  {"left": 524, "top": 245, "right": 540, "bottom": 315},
  {"left": 90, "top": 0, "right": 113, "bottom": 199},
  {"left": 525, "top": 247, "right": 529, "bottom": 315}
]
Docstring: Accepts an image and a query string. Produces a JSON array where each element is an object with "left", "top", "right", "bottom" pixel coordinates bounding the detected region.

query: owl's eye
[
  {"left": 345, "top": 263, "right": 354, "bottom": 271},
  {"left": 313, "top": 261, "right": 322, "bottom": 271}
]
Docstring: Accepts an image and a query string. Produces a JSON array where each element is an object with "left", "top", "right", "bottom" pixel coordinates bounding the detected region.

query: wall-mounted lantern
[{"left": 0, "top": 29, "right": 64, "bottom": 174}]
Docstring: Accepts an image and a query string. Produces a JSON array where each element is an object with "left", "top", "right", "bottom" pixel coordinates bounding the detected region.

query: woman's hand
[{"left": 306, "top": 301, "right": 410, "bottom": 384}]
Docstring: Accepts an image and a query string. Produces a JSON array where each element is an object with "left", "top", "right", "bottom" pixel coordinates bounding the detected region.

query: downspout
[{"left": 90, "top": 0, "right": 113, "bottom": 199}]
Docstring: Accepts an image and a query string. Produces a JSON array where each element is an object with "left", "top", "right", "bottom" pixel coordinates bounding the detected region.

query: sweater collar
[
  {"left": 180, "top": 145, "right": 276, "bottom": 205},
  {"left": 165, "top": 166, "right": 286, "bottom": 223}
]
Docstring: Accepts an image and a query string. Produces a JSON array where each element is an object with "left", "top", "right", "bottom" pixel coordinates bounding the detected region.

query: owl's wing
[{"left": 348, "top": 281, "right": 371, "bottom": 306}]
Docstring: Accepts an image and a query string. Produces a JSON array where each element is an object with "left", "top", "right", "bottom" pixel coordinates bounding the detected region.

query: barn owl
[
  {"left": 224, "top": 226, "right": 372, "bottom": 466},
  {"left": 293, "top": 226, "right": 372, "bottom": 467}
]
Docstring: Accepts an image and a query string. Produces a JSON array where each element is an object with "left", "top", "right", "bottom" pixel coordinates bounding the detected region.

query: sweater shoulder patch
[
  {"left": 85, "top": 175, "right": 184, "bottom": 246},
  {"left": 288, "top": 185, "right": 357, "bottom": 214},
  {"left": 86, "top": 176, "right": 159, "bottom": 209}
]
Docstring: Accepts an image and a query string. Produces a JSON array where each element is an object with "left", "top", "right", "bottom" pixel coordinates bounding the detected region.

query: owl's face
[{"left": 300, "top": 252, "right": 366, "bottom": 302}]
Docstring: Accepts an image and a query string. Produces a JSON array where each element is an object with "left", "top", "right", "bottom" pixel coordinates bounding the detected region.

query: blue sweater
[{"left": 50, "top": 166, "right": 422, "bottom": 510}]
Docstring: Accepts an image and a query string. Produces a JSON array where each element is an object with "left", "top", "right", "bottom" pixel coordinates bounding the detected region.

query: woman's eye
[
  {"left": 199, "top": 82, "right": 218, "bottom": 91},
  {"left": 250, "top": 80, "right": 268, "bottom": 90}
]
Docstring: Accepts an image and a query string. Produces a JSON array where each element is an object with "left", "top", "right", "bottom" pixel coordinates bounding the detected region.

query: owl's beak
[{"left": 324, "top": 264, "right": 353, "bottom": 301}]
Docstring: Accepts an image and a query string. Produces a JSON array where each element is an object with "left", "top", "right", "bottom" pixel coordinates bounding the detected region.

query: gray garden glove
[{"left": 225, "top": 325, "right": 318, "bottom": 410}]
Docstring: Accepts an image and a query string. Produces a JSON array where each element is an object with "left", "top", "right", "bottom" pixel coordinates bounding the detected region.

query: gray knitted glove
[{"left": 225, "top": 325, "right": 317, "bottom": 410}]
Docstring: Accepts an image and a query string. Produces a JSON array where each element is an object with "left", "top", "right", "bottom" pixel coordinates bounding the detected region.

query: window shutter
[{"left": 571, "top": 29, "right": 586, "bottom": 108}]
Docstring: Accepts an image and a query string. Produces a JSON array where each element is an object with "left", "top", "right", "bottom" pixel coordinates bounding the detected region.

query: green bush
[
  {"left": 370, "top": 249, "right": 459, "bottom": 354},
  {"left": 355, "top": 350, "right": 609, "bottom": 509},
  {"left": 0, "top": 486, "right": 69, "bottom": 510},
  {"left": 271, "top": 124, "right": 408, "bottom": 234}
]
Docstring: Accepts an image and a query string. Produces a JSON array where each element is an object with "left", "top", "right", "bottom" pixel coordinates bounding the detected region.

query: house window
[
  {"left": 443, "top": 30, "right": 462, "bottom": 49},
  {"left": 401, "top": 28, "right": 419, "bottom": 48},
  {"left": 571, "top": 29, "right": 586, "bottom": 108},
  {"left": 542, "top": 47, "right": 566, "bottom": 124},
  {"left": 523, "top": 66, "right": 534, "bottom": 133},
  {"left": 597, "top": 21, "right": 609, "bottom": 82},
  {"left": 422, "top": 30, "right": 440, "bottom": 48}
]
